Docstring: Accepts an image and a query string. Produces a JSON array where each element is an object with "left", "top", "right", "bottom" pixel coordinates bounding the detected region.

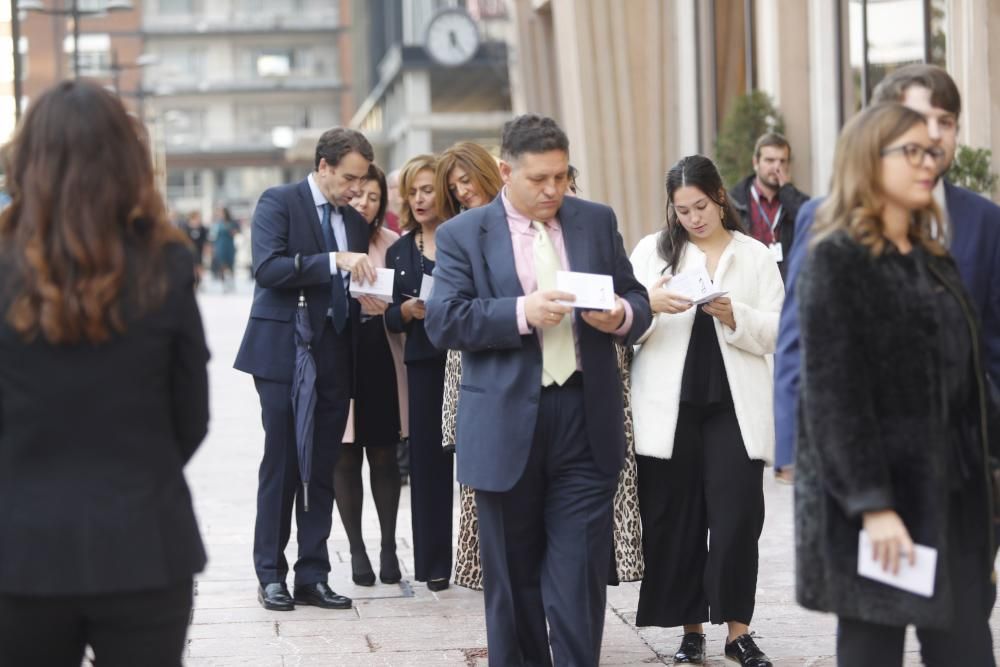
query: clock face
[{"left": 425, "top": 8, "right": 480, "bottom": 67}]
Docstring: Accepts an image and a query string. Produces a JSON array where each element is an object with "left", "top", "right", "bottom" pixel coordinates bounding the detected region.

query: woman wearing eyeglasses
[{"left": 797, "top": 103, "right": 997, "bottom": 665}]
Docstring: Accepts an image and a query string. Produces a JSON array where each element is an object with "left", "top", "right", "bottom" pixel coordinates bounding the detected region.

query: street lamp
[{"left": 18, "top": 0, "right": 134, "bottom": 79}]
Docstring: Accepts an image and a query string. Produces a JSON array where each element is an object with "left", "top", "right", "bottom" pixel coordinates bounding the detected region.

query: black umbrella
[{"left": 291, "top": 292, "right": 317, "bottom": 511}]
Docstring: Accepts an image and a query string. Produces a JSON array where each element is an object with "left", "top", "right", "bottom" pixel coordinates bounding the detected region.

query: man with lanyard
[{"left": 729, "top": 132, "right": 810, "bottom": 281}]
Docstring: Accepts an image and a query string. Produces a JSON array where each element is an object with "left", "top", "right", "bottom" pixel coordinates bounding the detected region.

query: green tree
[
  {"left": 948, "top": 145, "right": 999, "bottom": 196},
  {"left": 714, "top": 90, "right": 785, "bottom": 188}
]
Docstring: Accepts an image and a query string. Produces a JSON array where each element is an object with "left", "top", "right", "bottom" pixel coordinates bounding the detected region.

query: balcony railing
[{"left": 143, "top": 11, "right": 341, "bottom": 36}]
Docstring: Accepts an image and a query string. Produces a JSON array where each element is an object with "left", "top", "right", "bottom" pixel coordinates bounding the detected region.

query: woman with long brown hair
[
  {"left": 334, "top": 163, "right": 408, "bottom": 586},
  {"left": 0, "top": 81, "right": 209, "bottom": 665},
  {"left": 435, "top": 141, "right": 503, "bottom": 591},
  {"left": 797, "top": 103, "right": 997, "bottom": 665}
]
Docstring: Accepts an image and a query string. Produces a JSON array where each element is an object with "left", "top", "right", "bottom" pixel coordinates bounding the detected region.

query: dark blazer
[
  {"left": 729, "top": 174, "right": 810, "bottom": 280},
  {"left": 424, "top": 195, "right": 652, "bottom": 492},
  {"left": 796, "top": 230, "right": 995, "bottom": 628},
  {"left": 234, "top": 178, "right": 369, "bottom": 384},
  {"left": 384, "top": 231, "right": 445, "bottom": 363},
  {"left": 774, "top": 183, "right": 1000, "bottom": 470},
  {"left": 0, "top": 243, "right": 210, "bottom": 595}
]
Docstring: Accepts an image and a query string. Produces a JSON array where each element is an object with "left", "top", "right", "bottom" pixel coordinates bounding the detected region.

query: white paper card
[
  {"left": 555, "top": 271, "right": 615, "bottom": 310},
  {"left": 667, "top": 267, "right": 728, "bottom": 305},
  {"left": 857, "top": 530, "right": 937, "bottom": 598},
  {"left": 769, "top": 242, "right": 784, "bottom": 263},
  {"left": 349, "top": 268, "right": 395, "bottom": 302},
  {"left": 418, "top": 275, "right": 435, "bottom": 302}
]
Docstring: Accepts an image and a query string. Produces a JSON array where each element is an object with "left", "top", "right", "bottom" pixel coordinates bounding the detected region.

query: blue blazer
[
  {"left": 234, "top": 178, "right": 369, "bottom": 383},
  {"left": 773, "top": 183, "right": 1000, "bottom": 469},
  {"left": 424, "top": 195, "right": 652, "bottom": 492}
]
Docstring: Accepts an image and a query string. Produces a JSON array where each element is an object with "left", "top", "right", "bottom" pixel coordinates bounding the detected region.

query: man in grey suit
[{"left": 425, "top": 115, "right": 651, "bottom": 666}]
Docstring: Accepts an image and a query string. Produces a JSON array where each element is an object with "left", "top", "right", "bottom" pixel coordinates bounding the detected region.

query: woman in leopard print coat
[{"left": 440, "top": 166, "right": 644, "bottom": 590}]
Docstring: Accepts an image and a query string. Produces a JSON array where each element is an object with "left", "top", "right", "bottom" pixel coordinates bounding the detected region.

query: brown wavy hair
[
  {"left": 434, "top": 141, "right": 502, "bottom": 220},
  {"left": 0, "top": 80, "right": 184, "bottom": 344},
  {"left": 398, "top": 154, "right": 439, "bottom": 232},
  {"left": 812, "top": 103, "right": 944, "bottom": 257}
]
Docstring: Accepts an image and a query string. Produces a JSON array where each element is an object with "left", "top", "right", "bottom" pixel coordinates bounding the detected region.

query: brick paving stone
[{"left": 183, "top": 286, "right": 1000, "bottom": 665}]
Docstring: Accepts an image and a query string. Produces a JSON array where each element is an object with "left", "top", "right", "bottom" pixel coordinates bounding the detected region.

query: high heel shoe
[
  {"left": 379, "top": 549, "right": 402, "bottom": 584},
  {"left": 351, "top": 552, "right": 376, "bottom": 587}
]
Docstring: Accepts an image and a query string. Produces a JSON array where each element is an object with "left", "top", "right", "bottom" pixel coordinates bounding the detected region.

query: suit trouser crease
[
  {"left": 835, "top": 481, "right": 996, "bottom": 666},
  {"left": 635, "top": 401, "right": 765, "bottom": 627},
  {"left": 407, "top": 356, "right": 454, "bottom": 581},
  {"left": 253, "top": 321, "right": 351, "bottom": 586},
  {"left": 477, "top": 384, "right": 618, "bottom": 667}
]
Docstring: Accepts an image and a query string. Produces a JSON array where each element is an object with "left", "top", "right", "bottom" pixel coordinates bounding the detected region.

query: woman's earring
[{"left": 720, "top": 207, "right": 725, "bottom": 221}]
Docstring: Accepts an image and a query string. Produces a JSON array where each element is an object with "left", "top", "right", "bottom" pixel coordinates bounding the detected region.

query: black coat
[
  {"left": 384, "top": 231, "right": 445, "bottom": 364},
  {"left": 729, "top": 174, "right": 809, "bottom": 280},
  {"left": 0, "top": 243, "right": 210, "bottom": 595},
  {"left": 796, "top": 230, "right": 996, "bottom": 628}
]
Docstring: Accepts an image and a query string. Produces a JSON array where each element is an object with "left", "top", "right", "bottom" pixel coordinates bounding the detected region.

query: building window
[
  {"left": 63, "top": 33, "right": 111, "bottom": 77},
  {"left": 848, "top": 0, "right": 947, "bottom": 109},
  {"left": 157, "top": 0, "right": 201, "bottom": 15},
  {"left": 166, "top": 168, "right": 203, "bottom": 199},
  {"left": 163, "top": 108, "right": 206, "bottom": 147}
]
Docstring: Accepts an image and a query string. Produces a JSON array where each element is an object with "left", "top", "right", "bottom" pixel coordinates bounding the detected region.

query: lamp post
[
  {"left": 17, "top": 0, "right": 134, "bottom": 79},
  {"left": 110, "top": 49, "right": 156, "bottom": 95}
]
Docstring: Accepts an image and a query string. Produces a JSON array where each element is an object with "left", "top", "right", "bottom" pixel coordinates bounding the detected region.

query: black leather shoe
[
  {"left": 426, "top": 578, "right": 449, "bottom": 592},
  {"left": 673, "top": 632, "right": 705, "bottom": 664},
  {"left": 379, "top": 549, "right": 402, "bottom": 584},
  {"left": 258, "top": 583, "right": 294, "bottom": 611},
  {"left": 351, "top": 552, "right": 376, "bottom": 587},
  {"left": 292, "top": 582, "right": 352, "bottom": 610},
  {"left": 724, "top": 633, "right": 772, "bottom": 667}
]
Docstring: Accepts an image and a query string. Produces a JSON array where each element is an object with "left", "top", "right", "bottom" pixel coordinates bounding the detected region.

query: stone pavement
[{"left": 185, "top": 284, "right": 1000, "bottom": 666}]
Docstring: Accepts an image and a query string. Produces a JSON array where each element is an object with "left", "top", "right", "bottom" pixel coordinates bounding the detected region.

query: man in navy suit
[
  {"left": 425, "top": 115, "right": 652, "bottom": 666},
  {"left": 235, "top": 128, "right": 377, "bottom": 611},
  {"left": 775, "top": 64, "right": 1000, "bottom": 480}
]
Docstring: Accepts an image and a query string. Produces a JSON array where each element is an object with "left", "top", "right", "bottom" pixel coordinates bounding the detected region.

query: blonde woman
[{"left": 384, "top": 155, "right": 452, "bottom": 591}]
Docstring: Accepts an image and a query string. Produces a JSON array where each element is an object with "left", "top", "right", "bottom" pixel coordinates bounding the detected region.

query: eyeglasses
[{"left": 880, "top": 143, "right": 945, "bottom": 167}]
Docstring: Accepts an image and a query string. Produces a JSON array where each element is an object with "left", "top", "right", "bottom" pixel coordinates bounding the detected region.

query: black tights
[{"left": 334, "top": 444, "right": 401, "bottom": 556}]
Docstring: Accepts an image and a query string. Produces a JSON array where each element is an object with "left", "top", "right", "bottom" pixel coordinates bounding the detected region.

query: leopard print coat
[{"left": 442, "top": 346, "right": 644, "bottom": 590}]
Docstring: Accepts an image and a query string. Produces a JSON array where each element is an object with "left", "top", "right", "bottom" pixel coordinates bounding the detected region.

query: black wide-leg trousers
[
  {"left": 407, "top": 356, "right": 454, "bottom": 582},
  {"left": 636, "top": 401, "right": 765, "bottom": 627}
]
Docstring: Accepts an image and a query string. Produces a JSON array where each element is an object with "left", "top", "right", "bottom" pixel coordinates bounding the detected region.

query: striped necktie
[{"left": 532, "top": 220, "right": 575, "bottom": 386}]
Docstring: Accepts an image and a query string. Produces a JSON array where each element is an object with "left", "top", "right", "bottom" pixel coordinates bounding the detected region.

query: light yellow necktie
[{"left": 532, "top": 220, "right": 576, "bottom": 386}]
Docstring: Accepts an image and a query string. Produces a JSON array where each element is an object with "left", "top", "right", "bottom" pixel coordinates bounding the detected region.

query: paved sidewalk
[{"left": 184, "top": 285, "right": 1000, "bottom": 666}]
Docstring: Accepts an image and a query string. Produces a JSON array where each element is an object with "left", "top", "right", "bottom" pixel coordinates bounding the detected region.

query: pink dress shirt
[{"left": 502, "top": 189, "right": 634, "bottom": 359}]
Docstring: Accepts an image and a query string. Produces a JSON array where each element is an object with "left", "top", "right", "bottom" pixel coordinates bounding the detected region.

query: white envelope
[
  {"left": 418, "top": 275, "right": 435, "bottom": 302},
  {"left": 555, "top": 270, "right": 615, "bottom": 311},
  {"left": 857, "top": 530, "right": 937, "bottom": 598},
  {"left": 666, "top": 267, "right": 728, "bottom": 305},
  {"left": 349, "top": 268, "right": 395, "bottom": 302}
]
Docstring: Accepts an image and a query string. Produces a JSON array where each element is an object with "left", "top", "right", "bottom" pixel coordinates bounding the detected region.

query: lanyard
[{"left": 750, "top": 184, "right": 782, "bottom": 235}]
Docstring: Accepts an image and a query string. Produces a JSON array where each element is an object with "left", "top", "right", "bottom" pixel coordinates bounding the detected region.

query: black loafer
[
  {"left": 258, "top": 583, "right": 294, "bottom": 611},
  {"left": 426, "top": 578, "right": 449, "bottom": 592},
  {"left": 724, "top": 633, "right": 772, "bottom": 667},
  {"left": 351, "top": 552, "right": 376, "bottom": 587},
  {"left": 674, "top": 632, "right": 705, "bottom": 664},
  {"left": 379, "top": 549, "right": 402, "bottom": 584},
  {"left": 292, "top": 582, "right": 352, "bottom": 610}
]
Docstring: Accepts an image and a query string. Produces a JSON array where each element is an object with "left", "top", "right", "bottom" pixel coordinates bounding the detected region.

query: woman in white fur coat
[{"left": 629, "top": 155, "right": 784, "bottom": 667}]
